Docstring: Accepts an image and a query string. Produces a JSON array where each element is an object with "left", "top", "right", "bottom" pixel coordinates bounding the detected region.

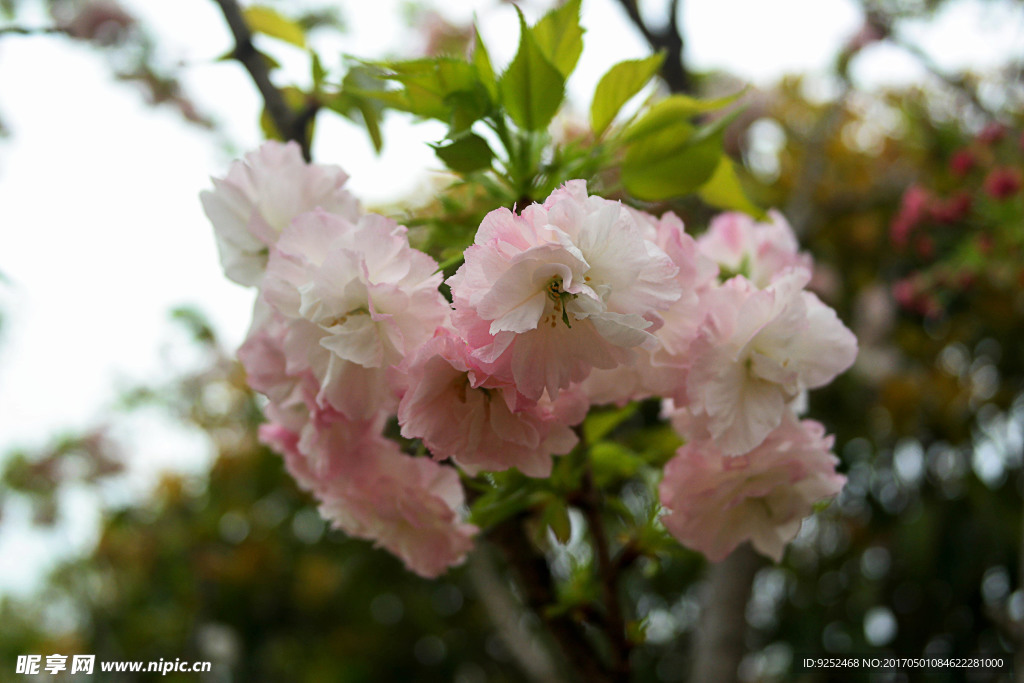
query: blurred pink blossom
[
  {"left": 696, "top": 210, "right": 811, "bottom": 288},
  {"left": 685, "top": 271, "right": 857, "bottom": 455},
  {"left": 659, "top": 413, "right": 845, "bottom": 562},
  {"left": 200, "top": 141, "right": 359, "bottom": 286}
]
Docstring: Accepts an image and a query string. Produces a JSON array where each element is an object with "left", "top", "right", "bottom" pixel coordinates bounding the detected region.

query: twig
[
  {"left": 689, "top": 543, "right": 764, "bottom": 683},
  {"left": 211, "top": 0, "right": 316, "bottom": 160},
  {"left": 487, "top": 518, "right": 617, "bottom": 683},
  {"left": 611, "top": 0, "right": 690, "bottom": 94},
  {"left": 0, "top": 26, "right": 67, "bottom": 37},
  {"left": 580, "top": 463, "right": 632, "bottom": 681},
  {"left": 466, "top": 550, "right": 562, "bottom": 683}
]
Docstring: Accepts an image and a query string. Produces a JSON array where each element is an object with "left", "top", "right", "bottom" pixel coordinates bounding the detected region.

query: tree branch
[
  {"left": 612, "top": 0, "right": 690, "bottom": 94},
  {"left": 580, "top": 464, "right": 632, "bottom": 681},
  {"left": 211, "top": 0, "right": 315, "bottom": 160},
  {"left": 689, "top": 543, "right": 763, "bottom": 683},
  {"left": 0, "top": 26, "right": 67, "bottom": 37},
  {"left": 487, "top": 517, "right": 617, "bottom": 683},
  {"left": 467, "top": 550, "right": 561, "bottom": 683}
]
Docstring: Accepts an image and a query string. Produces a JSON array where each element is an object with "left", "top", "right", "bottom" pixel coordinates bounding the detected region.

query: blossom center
[
  {"left": 320, "top": 307, "right": 368, "bottom": 329},
  {"left": 450, "top": 373, "right": 492, "bottom": 404},
  {"left": 718, "top": 254, "right": 751, "bottom": 283},
  {"left": 544, "top": 276, "right": 576, "bottom": 328}
]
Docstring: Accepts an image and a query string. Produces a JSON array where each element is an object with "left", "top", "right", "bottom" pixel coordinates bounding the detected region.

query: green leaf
[
  {"left": 445, "top": 89, "right": 491, "bottom": 134},
  {"left": 469, "top": 484, "right": 534, "bottom": 528},
  {"left": 590, "top": 442, "right": 643, "bottom": 488},
  {"left": 549, "top": 446, "right": 583, "bottom": 492},
  {"left": 698, "top": 156, "right": 766, "bottom": 218},
  {"left": 543, "top": 496, "right": 572, "bottom": 544},
  {"left": 218, "top": 47, "right": 282, "bottom": 71},
  {"left": 627, "top": 424, "right": 684, "bottom": 468},
  {"left": 621, "top": 121, "right": 711, "bottom": 201},
  {"left": 358, "top": 58, "right": 490, "bottom": 131},
  {"left": 583, "top": 403, "right": 638, "bottom": 443},
  {"left": 390, "top": 58, "right": 478, "bottom": 120},
  {"left": 329, "top": 66, "right": 389, "bottom": 152},
  {"left": 499, "top": 10, "right": 565, "bottom": 131},
  {"left": 546, "top": 559, "right": 600, "bottom": 617},
  {"left": 532, "top": 0, "right": 584, "bottom": 79},
  {"left": 624, "top": 90, "right": 744, "bottom": 143},
  {"left": 354, "top": 99, "right": 384, "bottom": 152},
  {"left": 242, "top": 5, "right": 306, "bottom": 48},
  {"left": 433, "top": 133, "right": 494, "bottom": 174},
  {"left": 311, "top": 52, "right": 326, "bottom": 91},
  {"left": 590, "top": 52, "right": 666, "bottom": 136},
  {"left": 622, "top": 105, "right": 744, "bottom": 201},
  {"left": 627, "top": 620, "right": 648, "bottom": 646},
  {"left": 472, "top": 26, "right": 498, "bottom": 102}
]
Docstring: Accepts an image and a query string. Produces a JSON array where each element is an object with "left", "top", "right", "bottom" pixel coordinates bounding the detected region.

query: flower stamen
[{"left": 545, "top": 276, "right": 576, "bottom": 328}]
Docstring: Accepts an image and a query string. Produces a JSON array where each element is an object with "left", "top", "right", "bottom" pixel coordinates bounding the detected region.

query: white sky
[{"left": 0, "top": 0, "right": 1020, "bottom": 596}]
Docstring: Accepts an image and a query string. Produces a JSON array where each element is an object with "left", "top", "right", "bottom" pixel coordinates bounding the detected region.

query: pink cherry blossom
[
  {"left": 659, "top": 412, "right": 846, "bottom": 562},
  {"left": 317, "top": 437, "right": 478, "bottom": 578},
  {"left": 685, "top": 270, "right": 857, "bottom": 455},
  {"left": 261, "top": 209, "right": 450, "bottom": 418},
  {"left": 696, "top": 210, "right": 811, "bottom": 288},
  {"left": 207, "top": 141, "right": 864, "bottom": 578},
  {"left": 238, "top": 301, "right": 306, "bottom": 421},
  {"left": 261, "top": 416, "right": 476, "bottom": 578},
  {"left": 448, "top": 181, "right": 683, "bottom": 401},
  {"left": 240, "top": 297, "right": 397, "bottom": 421},
  {"left": 583, "top": 210, "right": 717, "bottom": 406},
  {"left": 398, "top": 330, "right": 583, "bottom": 477},
  {"left": 200, "top": 141, "right": 360, "bottom": 286}
]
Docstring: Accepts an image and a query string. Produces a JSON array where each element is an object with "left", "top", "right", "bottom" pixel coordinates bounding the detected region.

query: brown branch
[
  {"left": 612, "top": 0, "right": 690, "bottom": 94},
  {"left": 689, "top": 543, "right": 764, "bottom": 683},
  {"left": 0, "top": 26, "right": 67, "bottom": 37},
  {"left": 211, "top": 0, "right": 315, "bottom": 160},
  {"left": 487, "top": 518, "right": 618, "bottom": 683},
  {"left": 611, "top": 540, "right": 641, "bottom": 577},
  {"left": 580, "top": 464, "right": 632, "bottom": 681},
  {"left": 467, "top": 550, "right": 561, "bottom": 683}
]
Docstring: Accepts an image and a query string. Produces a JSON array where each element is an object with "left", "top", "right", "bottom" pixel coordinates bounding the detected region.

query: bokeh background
[{"left": 1, "top": 0, "right": 1022, "bottom": 681}]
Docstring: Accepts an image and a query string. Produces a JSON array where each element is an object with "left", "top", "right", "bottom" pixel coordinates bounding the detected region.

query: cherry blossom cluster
[
  {"left": 202, "top": 141, "right": 857, "bottom": 576},
  {"left": 890, "top": 123, "right": 1024, "bottom": 320}
]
